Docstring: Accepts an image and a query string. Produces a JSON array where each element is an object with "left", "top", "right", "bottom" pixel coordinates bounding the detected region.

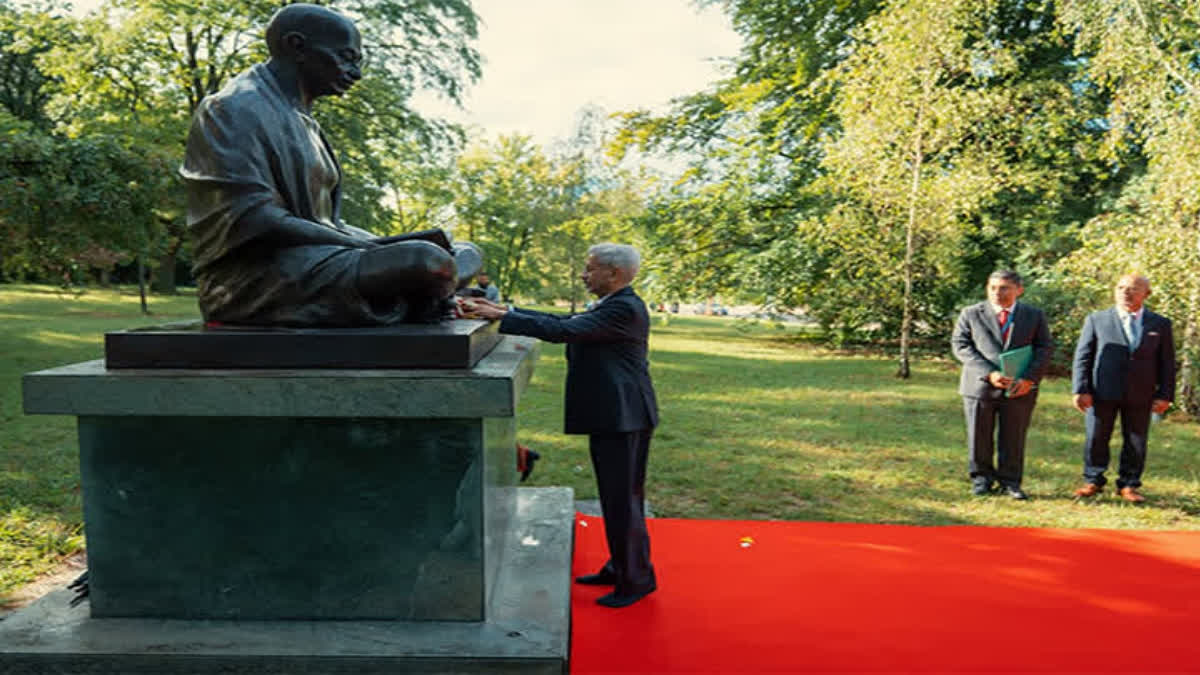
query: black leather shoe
[
  {"left": 972, "top": 482, "right": 994, "bottom": 496},
  {"left": 1005, "top": 486, "right": 1028, "bottom": 500},
  {"left": 574, "top": 572, "right": 617, "bottom": 586},
  {"left": 596, "top": 586, "right": 656, "bottom": 608}
]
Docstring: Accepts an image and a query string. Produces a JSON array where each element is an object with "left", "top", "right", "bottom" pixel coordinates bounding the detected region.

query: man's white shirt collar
[
  {"left": 990, "top": 301, "right": 1016, "bottom": 315},
  {"left": 1117, "top": 307, "right": 1144, "bottom": 322}
]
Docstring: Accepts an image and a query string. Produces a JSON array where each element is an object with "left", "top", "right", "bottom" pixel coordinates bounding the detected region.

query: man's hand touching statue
[{"left": 459, "top": 298, "right": 508, "bottom": 321}]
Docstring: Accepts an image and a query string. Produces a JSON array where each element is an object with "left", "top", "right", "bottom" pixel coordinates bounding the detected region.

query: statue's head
[{"left": 266, "top": 3, "right": 363, "bottom": 101}]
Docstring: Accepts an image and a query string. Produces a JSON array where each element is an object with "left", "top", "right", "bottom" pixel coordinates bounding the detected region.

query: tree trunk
[
  {"left": 1179, "top": 282, "right": 1199, "bottom": 418},
  {"left": 897, "top": 96, "right": 926, "bottom": 380},
  {"left": 137, "top": 254, "right": 149, "bottom": 315},
  {"left": 568, "top": 235, "right": 583, "bottom": 313},
  {"left": 151, "top": 242, "right": 180, "bottom": 295}
]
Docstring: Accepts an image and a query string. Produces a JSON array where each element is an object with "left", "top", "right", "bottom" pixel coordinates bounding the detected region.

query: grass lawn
[
  {"left": 1, "top": 285, "right": 200, "bottom": 601},
  {"left": 2, "top": 284, "right": 1198, "bottom": 602},
  {"left": 519, "top": 313, "right": 1199, "bottom": 529}
]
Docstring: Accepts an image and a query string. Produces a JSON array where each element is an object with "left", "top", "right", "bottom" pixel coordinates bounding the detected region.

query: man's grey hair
[
  {"left": 988, "top": 269, "right": 1022, "bottom": 286},
  {"left": 588, "top": 243, "right": 640, "bottom": 277}
]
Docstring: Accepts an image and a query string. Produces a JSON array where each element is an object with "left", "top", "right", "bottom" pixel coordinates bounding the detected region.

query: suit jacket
[
  {"left": 952, "top": 301, "right": 1053, "bottom": 399},
  {"left": 1072, "top": 307, "right": 1175, "bottom": 404},
  {"left": 499, "top": 286, "right": 659, "bottom": 434}
]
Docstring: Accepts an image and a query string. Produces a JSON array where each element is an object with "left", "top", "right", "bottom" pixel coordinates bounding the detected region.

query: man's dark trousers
[
  {"left": 1072, "top": 307, "right": 1175, "bottom": 489},
  {"left": 590, "top": 429, "right": 655, "bottom": 595},
  {"left": 1083, "top": 401, "right": 1151, "bottom": 489},
  {"left": 963, "top": 392, "right": 1037, "bottom": 489},
  {"left": 952, "top": 300, "right": 1052, "bottom": 491}
]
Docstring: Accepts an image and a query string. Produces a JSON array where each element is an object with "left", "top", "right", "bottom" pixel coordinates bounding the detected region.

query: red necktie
[{"left": 997, "top": 309, "right": 1011, "bottom": 341}]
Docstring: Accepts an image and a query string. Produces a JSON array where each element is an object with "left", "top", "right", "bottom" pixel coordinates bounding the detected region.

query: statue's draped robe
[{"left": 181, "top": 64, "right": 405, "bottom": 326}]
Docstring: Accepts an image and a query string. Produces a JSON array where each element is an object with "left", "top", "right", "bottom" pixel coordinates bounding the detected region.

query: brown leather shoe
[
  {"left": 1119, "top": 487, "right": 1146, "bottom": 503},
  {"left": 1073, "top": 483, "right": 1102, "bottom": 498}
]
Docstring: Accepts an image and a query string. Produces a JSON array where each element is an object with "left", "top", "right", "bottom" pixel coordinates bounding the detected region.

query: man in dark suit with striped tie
[
  {"left": 1071, "top": 274, "right": 1175, "bottom": 503},
  {"left": 952, "top": 270, "right": 1053, "bottom": 499},
  {"left": 461, "top": 243, "right": 659, "bottom": 608}
]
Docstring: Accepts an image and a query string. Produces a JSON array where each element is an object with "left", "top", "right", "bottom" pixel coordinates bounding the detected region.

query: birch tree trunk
[{"left": 897, "top": 86, "right": 928, "bottom": 379}]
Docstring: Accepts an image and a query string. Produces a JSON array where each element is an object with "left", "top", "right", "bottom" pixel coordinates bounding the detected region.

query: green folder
[{"left": 998, "top": 345, "right": 1033, "bottom": 397}]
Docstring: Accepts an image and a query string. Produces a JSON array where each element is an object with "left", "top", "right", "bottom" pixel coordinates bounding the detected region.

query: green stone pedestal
[
  {"left": 10, "top": 335, "right": 573, "bottom": 672},
  {"left": 0, "top": 488, "right": 574, "bottom": 674},
  {"left": 76, "top": 414, "right": 510, "bottom": 620}
]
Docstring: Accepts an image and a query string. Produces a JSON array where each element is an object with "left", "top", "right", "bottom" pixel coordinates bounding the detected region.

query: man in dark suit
[
  {"left": 952, "top": 270, "right": 1053, "bottom": 499},
  {"left": 462, "top": 243, "right": 659, "bottom": 608},
  {"left": 1071, "top": 274, "right": 1175, "bottom": 503}
]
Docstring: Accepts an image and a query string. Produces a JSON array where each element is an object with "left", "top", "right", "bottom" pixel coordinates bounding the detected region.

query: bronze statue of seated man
[{"left": 180, "top": 3, "right": 479, "bottom": 327}]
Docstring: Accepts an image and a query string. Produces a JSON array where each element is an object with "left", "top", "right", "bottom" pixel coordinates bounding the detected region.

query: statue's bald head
[{"left": 266, "top": 3, "right": 356, "bottom": 60}]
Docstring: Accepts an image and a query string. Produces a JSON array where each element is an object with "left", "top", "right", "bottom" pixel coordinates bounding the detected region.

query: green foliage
[
  {"left": 1055, "top": 0, "right": 1200, "bottom": 414},
  {"left": 452, "top": 120, "right": 643, "bottom": 306},
  {"left": 454, "top": 134, "right": 560, "bottom": 297},
  {"left": 820, "top": 0, "right": 1040, "bottom": 375},
  {"left": 0, "top": 126, "right": 174, "bottom": 282},
  {"left": 613, "top": 0, "right": 1130, "bottom": 384},
  {"left": 0, "top": 0, "right": 70, "bottom": 130}
]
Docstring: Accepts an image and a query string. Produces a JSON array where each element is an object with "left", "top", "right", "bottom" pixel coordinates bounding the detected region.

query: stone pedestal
[
  {"left": 74, "top": 414, "right": 509, "bottom": 620},
  {"left": 9, "top": 331, "right": 573, "bottom": 673},
  {"left": 0, "top": 488, "right": 574, "bottom": 674}
]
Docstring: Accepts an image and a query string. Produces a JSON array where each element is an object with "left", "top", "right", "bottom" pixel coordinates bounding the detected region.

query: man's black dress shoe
[
  {"left": 574, "top": 572, "right": 617, "bottom": 586},
  {"left": 596, "top": 586, "right": 655, "bottom": 608},
  {"left": 972, "top": 482, "right": 994, "bottom": 496},
  {"left": 1005, "top": 486, "right": 1028, "bottom": 500}
]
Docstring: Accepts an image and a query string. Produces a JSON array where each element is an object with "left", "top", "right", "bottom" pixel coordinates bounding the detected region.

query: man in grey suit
[
  {"left": 1071, "top": 274, "right": 1175, "bottom": 503},
  {"left": 952, "top": 270, "right": 1053, "bottom": 499},
  {"left": 461, "top": 243, "right": 659, "bottom": 608}
]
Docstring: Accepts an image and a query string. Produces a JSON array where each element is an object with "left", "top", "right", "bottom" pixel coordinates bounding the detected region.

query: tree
[
  {"left": 449, "top": 115, "right": 645, "bottom": 306},
  {"left": 609, "top": 0, "right": 880, "bottom": 310},
  {"left": 821, "top": 0, "right": 1036, "bottom": 377},
  {"left": 541, "top": 105, "right": 642, "bottom": 311},
  {"left": 0, "top": 0, "right": 69, "bottom": 130},
  {"left": 615, "top": 1, "right": 1112, "bottom": 364},
  {"left": 0, "top": 125, "right": 174, "bottom": 292},
  {"left": 1056, "top": 0, "right": 1200, "bottom": 416},
  {"left": 453, "top": 134, "right": 562, "bottom": 299}
]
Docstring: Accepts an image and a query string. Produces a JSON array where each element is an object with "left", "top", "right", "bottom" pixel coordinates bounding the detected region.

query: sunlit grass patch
[
  {"left": 0, "top": 508, "right": 84, "bottom": 597},
  {"left": 30, "top": 330, "right": 99, "bottom": 348}
]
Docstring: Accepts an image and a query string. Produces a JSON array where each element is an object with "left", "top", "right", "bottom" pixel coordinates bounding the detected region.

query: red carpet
[{"left": 570, "top": 515, "right": 1200, "bottom": 674}]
